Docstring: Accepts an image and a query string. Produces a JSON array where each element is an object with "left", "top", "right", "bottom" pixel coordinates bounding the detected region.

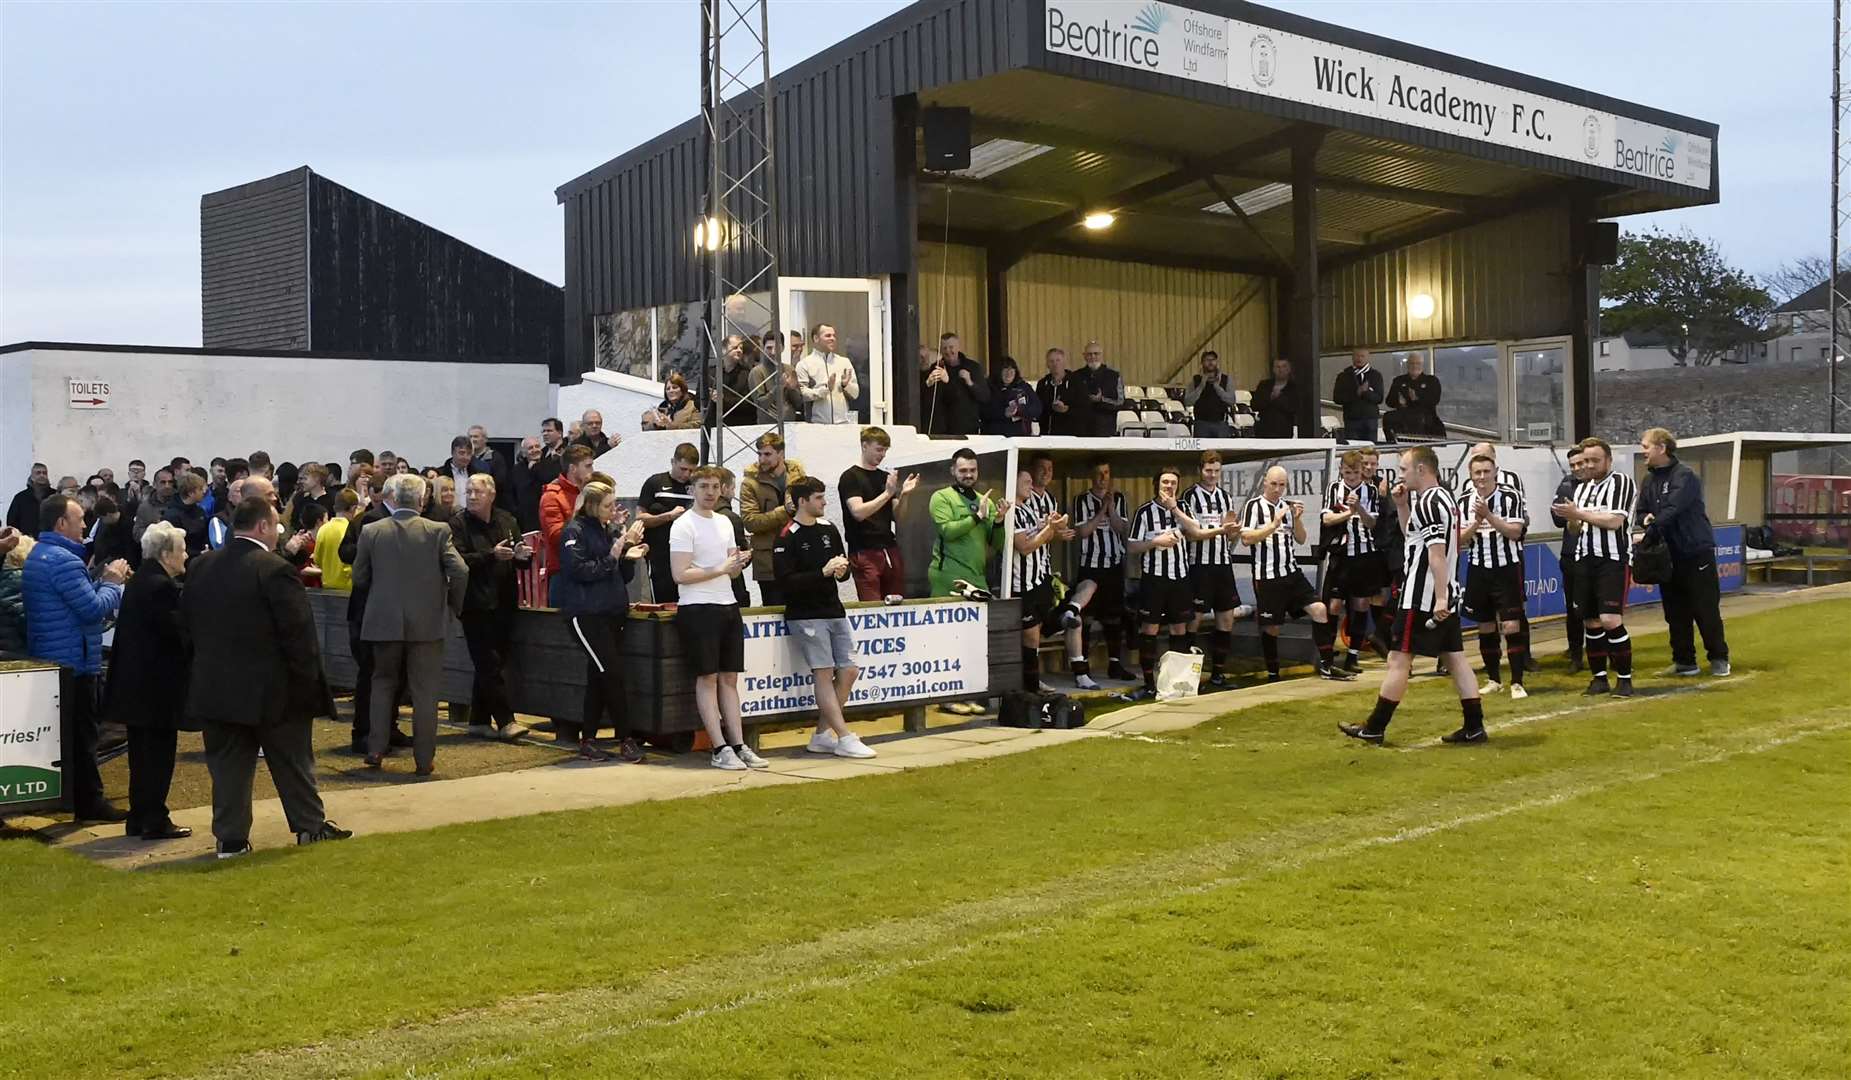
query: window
[
  {"left": 1598, "top": 340, "right": 1611, "bottom": 357},
  {"left": 1430, "top": 344, "right": 1500, "bottom": 436},
  {"left": 592, "top": 291, "right": 773, "bottom": 389},
  {"left": 592, "top": 307, "right": 657, "bottom": 380},
  {"left": 1511, "top": 346, "right": 1568, "bottom": 444}
]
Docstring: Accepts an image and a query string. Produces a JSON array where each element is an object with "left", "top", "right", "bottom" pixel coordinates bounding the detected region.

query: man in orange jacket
[{"left": 539, "top": 445, "right": 596, "bottom": 606}]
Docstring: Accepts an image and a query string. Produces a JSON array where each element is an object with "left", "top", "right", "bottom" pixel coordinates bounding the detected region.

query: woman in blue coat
[
  {"left": 553, "top": 481, "right": 649, "bottom": 763},
  {"left": 981, "top": 356, "right": 1044, "bottom": 436}
]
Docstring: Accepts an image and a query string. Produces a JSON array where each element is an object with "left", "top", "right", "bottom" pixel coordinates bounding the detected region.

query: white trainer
[
  {"left": 710, "top": 746, "right": 748, "bottom": 771},
  {"left": 806, "top": 730, "right": 839, "bottom": 754},
  {"left": 1509, "top": 683, "right": 1529, "bottom": 700},
  {"left": 1073, "top": 674, "right": 1101, "bottom": 691},
  {"left": 1478, "top": 681, "right": 1502, "bottom": 696},
  {"left": 833, "top": 733, "right": 877, "bottom": 759},
  {"left": 736, "top": 746, "right": 770, "bottom": 770}
]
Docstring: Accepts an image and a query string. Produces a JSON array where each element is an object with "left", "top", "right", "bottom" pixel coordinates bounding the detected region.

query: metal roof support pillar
[
  {"left": 1288, "top": 130, "right": 1325, "bottom": 440},
  {"left": 1568, "top": 188, "right": 1598, "bottom": 443},
  {"left": 890, "top": 96, "right": 921, "bottom": 431},
  {"left": 986, "top": 243, "right": 1018, "bottom": 385}
]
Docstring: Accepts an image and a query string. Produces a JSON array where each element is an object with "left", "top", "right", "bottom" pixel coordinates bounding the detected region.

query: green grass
[{"left": 3, "top": 601, "right": 1848, "bottom": 1079}]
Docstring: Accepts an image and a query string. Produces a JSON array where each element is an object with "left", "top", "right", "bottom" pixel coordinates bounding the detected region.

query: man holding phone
[{"left": 450, "top": 474, "right": 532, "bottom": 741}]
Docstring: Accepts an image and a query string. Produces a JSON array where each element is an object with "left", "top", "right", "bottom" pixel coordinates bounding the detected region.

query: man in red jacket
[{"left": 539, "top": 445, "right": 596, "bottom": 605}]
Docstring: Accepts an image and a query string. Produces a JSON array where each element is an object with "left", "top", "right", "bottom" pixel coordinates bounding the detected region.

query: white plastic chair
[
  {"left": 1139, "top": 409, "right": 1168, "bottom": 435},
  {"left": 1122, "top": 384, "right": 1146, "bottom": 404},
  {"left": 1116, "top": 409, "right": 1145, "bottom": 437},
  {"left": 1232, "top": 413, "right": 1256, "bottom": 436},
  {"left": 1320, "top": 414, "right": 1343, "bottom": 437},
  {"left": 1164, "top": 422, "right": 1192, "bottom": 439},
  {"left": 1233, "top": 389, "right": 1253, "bottom": 407},
  {"left": 1160, "top": 399, "right": 1186, "bottom": 421}
]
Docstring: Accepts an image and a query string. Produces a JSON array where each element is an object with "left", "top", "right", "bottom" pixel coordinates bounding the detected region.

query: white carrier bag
[{"left": 1155, "top": 649, "right": 1204, "bottom": 702}]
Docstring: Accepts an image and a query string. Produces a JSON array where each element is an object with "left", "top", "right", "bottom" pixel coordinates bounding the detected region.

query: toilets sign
[{"left": 68, "top": 378, "right": 111, "bottom": 409}]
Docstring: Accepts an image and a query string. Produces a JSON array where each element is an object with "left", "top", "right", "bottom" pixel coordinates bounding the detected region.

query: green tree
[{"left": 1602, "top": 229, "right": 1775, "bottom": 366}]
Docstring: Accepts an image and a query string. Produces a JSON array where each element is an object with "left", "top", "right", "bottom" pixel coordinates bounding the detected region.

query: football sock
[
  {"left": 1461, "top": 696, "right": 1485, "bottom": 733},
  {"left": 1479, "top": 633, "right": 1502, "bottom": 683},
  {"left": 1566, "top": 609, "right": 1584, "bottom": 660},
  {"left": 1608, "top": 625, "right": 1632, "bottom": 678},
  {"left": 1070, "top": 658, "right": 1090, "bottom": 678},
  {"left": 1139, "top": 634, "right": 1160, "bottom": 690},
  {"left": 1313, "top": 618, "right": 1335, "bottom": 666},
  {"left": 1169, "top": 632, "right": 1193, "bottom": 657},
  {"left": 1505, "top": 628, "right": 1529, "bottom": 686},
  {"left": 1366, "top": 695, "right": 1399, "bottom": 733},
  {"left": 1102, "top": 623, "right": 1123, "bottom": 667},
  {"left": 1210, "top": 629, "right": 1231, "bottom": 673},
  {"left": 1021, "top": 648, "right": 1039, "bottom": 691},
  {"left": 1260, "top": 631, "right": 1280, "bottom": 675},
  {"left": 1585, "top": 629, "right": 1609, "bottom": 678}
]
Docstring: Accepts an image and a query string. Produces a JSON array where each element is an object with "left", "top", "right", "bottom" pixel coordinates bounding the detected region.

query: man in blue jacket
[
  {"left": 1636, "top": 428, "right": 1729, "bottom": 677},
  {"left": 23, "top": 494, "right": 129, "bottom": 821}
]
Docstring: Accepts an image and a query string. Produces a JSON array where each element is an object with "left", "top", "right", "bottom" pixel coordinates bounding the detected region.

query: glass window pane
[
  {"left": 1510, "top": 346, "right": 1567, "bottom": 443},
  {"left": 592, "top": 308, "right": 655, "bottom": 380},
  {"left": 1431, "top": 343, "right": 1502, "bottom": 438},
  {"left": 788, "top": 290, "right": 872, "bottom": 423}
]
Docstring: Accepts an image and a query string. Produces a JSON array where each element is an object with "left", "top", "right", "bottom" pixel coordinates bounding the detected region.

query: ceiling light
[
  {"left": 693, "top": 216, "right": 723, "bottom": 252},
  {"left": 955, "top": 139, "right": 1054, "bottom": 179},
  {"left": 1203, "top": 181, "right": 1294, "bottom": 217},
  {"left": 1408, "top": 292, "right": 1436, "bottom": 320},
  {"left": 1082, "top": 211, "right": 1116, "bottom": 230}
]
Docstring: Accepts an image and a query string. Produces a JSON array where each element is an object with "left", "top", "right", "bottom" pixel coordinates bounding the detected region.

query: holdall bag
[
  {"left": 998, "top": 690, "right": 1043, "bottom": 728},
  {"left": 1631, "top": 531, "right": 1673, "bottom": 586},
  {"left": 1040, "top": 691, "right": 1086, "bottom": 729},
  {"left": 1155, "top": 650, "right": 1204, "bottom": 702},
  {"left": 999, "top": 690, "right": 1087, "bottom": 729}
]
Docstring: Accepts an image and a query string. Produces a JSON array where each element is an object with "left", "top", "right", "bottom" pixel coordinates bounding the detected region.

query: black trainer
[
  {"left": 1567, "top": 654, "right": 1585, "bottom": 675},
  {"left": 1107, "top": 663, "right": 1133, "bottom": 681},
  {"left": 1342, "top": 651, "right": 1362, "bottom": 673},
  {"left": 1338, "top": 722, "right": 1385, "bottom": 745},
  {"left": 297, "top": 821, "right": 354, "bottom": 846},
  {"left": 1207, "top": 672, "right": 1229, "bottom": 689},
  {"left": 1318, "top": 662, "right": 1357, "bottom": 681},
  {"left": 1612, "top": 677, "right": 1634, "bottom": 698},
  {"left": 216, "top": 840, "right": 252, "bottom": 860},
  {"left": 1266, "top": 672, "right": 1282, "bottom": 683},
  {"left": 1583, "top": 676, "right": 1611, "bottom": 696},
  {"left": 1440, "top": 726, "right": 1488, "bottom": 745}
]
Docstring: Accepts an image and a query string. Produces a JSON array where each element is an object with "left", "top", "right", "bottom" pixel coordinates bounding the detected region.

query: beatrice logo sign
[{"left": 1045, "top": 1, "right": 1713, "bottom": 192}]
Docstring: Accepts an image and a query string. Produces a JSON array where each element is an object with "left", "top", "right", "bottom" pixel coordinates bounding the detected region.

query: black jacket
[
  {"left": 1637, "top": 456, "right": 1716, "bottom": 559},
  {"left": 1333, "top": 366, "right": 1385, "bottom": 422},
  {"left": 1034, "top": 372, "right": 1085, "bottom": 436},
  {"left": 1070, "top": 364, "right": 1125, "bottom": 437},
  {"left": 180, "top": 540, "right": 327, "bottom": 728},
  {"left": 921, "top": 353, "right": 990, "bottom": 436},
  {"left": 1551, "top": 473, "right": 1580, "bottom": 559},
  {"left": 163, "top": 500, "right": 210, "bottom": 558},
  {"left": 510, "top": 457, "right": 558, "bottom": 535},
  {"left": 772, "top": 519, "right": 847, "bottom": 621},
  {"left": 339, "top": 501, "right": 393, "bottom": 622},
  {"left": 471, "top": 450, "right": 513, "bottom": 512},
  {"left": 450, "top": 507, "right": 529, "bottom": 614},
  {"left": 1386, "top": 373, "right": 1444, "bottom": 437},
  {"left": 108, "top": 563, "right": 195, "bottom": 731},
  {"left": 1251, "top": 377, "right": 1305, "bottom": 439},
  {"left": 553, "top": 515, "right": 635, "bottom": 617},
  {"left": 7, "top": 483, "right": 49, "bottom": 534}
]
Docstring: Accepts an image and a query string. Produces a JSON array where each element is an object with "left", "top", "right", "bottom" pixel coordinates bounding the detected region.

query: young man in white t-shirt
[{"left": 671, "top": 465, "right": 764, "bottom": 771}]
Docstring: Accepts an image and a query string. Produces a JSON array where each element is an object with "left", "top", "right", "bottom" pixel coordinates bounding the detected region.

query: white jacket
[{"left": 795, "top": 350, "right": 859, "bottom": 424}]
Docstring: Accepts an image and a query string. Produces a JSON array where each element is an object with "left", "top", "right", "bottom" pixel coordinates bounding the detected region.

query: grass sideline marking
[{"left": 197, "top": 713, "right": 1850, "bottom": 1080}]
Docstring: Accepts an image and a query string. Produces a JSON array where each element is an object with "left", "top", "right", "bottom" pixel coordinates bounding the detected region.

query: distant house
[
  {"left": 1593, "top": 330, "right": 1763, "bottom": 372},
  {"left": 1768, "top": 272, "right": 1848, "bottom": 366}
]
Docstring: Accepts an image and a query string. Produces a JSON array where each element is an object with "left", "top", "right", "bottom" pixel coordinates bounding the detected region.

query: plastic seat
[
  {"left": 1139, "top": 409, "right": 1168, "bottom": 435},
  {"left": 1320, "top": 414, "right": 1343, "bottom": 437},
  {"left": 1122, "top": 384, "right": 1146, "bottom": 403},
  {"left": 1233, "top": 389, "right": 1253, "bottom": 407},
  {"left": 1160, "top": 399, "right": 1186, "bottom": 421},
  {"left": 1164, "top": 385, "right": 1187, "bottom": 402},
  {"left": 1116, "top": 409, "right": 1145, "bottom": 436},
  {"left": 1232, "top": 413, "right": 1256, "bottom": 437},
  {"left": 1164, "top": 422, "right": 1191, "bottom": 439}
]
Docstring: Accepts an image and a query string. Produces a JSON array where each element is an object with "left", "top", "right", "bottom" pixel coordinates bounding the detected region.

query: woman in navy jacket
[
  {"left": 980, "top": 356, "right": 1044, "bottom": 436},
  {"left": 554, "top": 481, "right": 648, "bottom": 762}
]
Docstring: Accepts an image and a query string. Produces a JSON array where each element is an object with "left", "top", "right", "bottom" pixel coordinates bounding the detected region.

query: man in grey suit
[
  {"left": 352, "top": 473, "right": 468, "bottom": 774},
  {"left": 183, "top": 497, "right": 352, "bottom": 858}
]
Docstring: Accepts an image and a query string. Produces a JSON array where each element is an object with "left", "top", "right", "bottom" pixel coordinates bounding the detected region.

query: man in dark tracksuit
[
  {"left": 1635, "top": 428, "right": 1730, "bottom": 676},
  {"left": 1552, "top": 446, "right": 1588, "bottom": 672}
]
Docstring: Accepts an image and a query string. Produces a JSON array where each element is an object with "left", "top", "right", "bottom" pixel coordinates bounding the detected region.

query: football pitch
[{"left": 3, "top": 598, "right": 1847, "bottom": 1079}]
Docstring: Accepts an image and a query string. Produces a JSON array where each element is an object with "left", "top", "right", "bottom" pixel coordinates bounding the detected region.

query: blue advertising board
[{"left": 1459, "top": 525, "right": 1743, "bottom": 626}]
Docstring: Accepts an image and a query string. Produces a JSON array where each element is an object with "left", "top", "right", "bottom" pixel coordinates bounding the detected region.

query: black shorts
[
  {"left": 1019, "top": 579, "right": 1057, "bottom": 630},
  {"left": 675, "top": 603, "right": 746, "bottom": 676},
  {"left": 1389, "top": 607, "right": 1465, "bottom": 656},
  {"left": 1464, "top": 562, "right": 1526, "bottom": 624},
  {"left": 1253, "top": 571, "right": 1318, "bottom": 627},
  {"left": 1332, "top": 549, "right": 1389, "bottom": 599},
  {"left": 1074, "top": 565, "right": 1125, "bottom": 617},
  {"left": 1190, "top": 563, "right": 1242, "bottom": 613},
  {"left": 1137, "top": 575, "right": 1195, "bottom": 626},
  {"left": 1573, "top": 558, "right": 1629, "bottom": 617}
]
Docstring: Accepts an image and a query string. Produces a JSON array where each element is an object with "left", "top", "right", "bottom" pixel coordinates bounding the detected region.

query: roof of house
[{"left": 1775, "top": 272, "right": 1851, "bottom": 313}]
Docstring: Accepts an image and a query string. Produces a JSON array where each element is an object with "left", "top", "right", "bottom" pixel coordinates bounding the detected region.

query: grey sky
[{"left": 0, "top": 1, "right": 1829, "bottom": 347}]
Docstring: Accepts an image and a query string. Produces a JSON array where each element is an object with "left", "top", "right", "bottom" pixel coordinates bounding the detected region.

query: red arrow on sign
[{"left": 71, "top": 398, "right": 105, "bottom": 405}]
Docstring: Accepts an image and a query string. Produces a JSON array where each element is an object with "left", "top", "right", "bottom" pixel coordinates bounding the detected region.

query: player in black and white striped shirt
[
  {"left": 1453, "top": 441, "right": 1535, "bottom": 678},
  {"left": 1553, "top": 437, "right": 1639, "bottom": 696},
  {"left": 1342, "top": 446, "right": 1486, "bottom": 746},
  {"left": 1460, "top": 453, "right": 1530, "bottom": 699},
  {"left": 1180, "top": 451, "right": 1253, "bottom": 687},
  {"left": 1125, "top": 466, "right": 1200, "bottom": 700},
  {"left": 1240, "top": 465, "right": 1353, "bottom": 682},
  {"left": 1010, "top": 465, "right": 1071, "bottom": 693},
  {"left": 1320, "top": 450, "right": 1391, "bottom": 671},
  {"left": 1064, "top": 459, "right": 1132, "bottom": 688}
]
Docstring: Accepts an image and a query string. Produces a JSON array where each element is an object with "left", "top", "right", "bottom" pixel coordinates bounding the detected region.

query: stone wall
[{"left": 1594, "top": 359, "right": 1837, "bottom": 442}]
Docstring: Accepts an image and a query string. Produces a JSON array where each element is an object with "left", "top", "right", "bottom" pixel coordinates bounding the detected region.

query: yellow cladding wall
[{"left": 916, "top": 241, "right": 1274, "bottom": 390}]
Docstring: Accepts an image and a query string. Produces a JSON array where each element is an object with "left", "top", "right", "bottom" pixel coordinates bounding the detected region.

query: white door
[
  {"left": 1505, "top": 338, "right": 1573, "bottom": 444},
  {"left": 778, "top": 276, "right": 890, "bottom": 424}
]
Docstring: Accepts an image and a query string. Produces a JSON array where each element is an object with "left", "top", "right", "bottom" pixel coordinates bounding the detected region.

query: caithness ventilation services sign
[
  {"left": 736, "top": 600, "right": 989, "bottom": 717},
  {"left": 1044, "top": 1, "right": 1713, "bottom": 191}
]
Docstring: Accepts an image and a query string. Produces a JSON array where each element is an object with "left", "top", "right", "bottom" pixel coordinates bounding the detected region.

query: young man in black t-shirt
[
  {"left": 776, "top": 477, "right": 878, "bottom": 759},
  {"left": 635, "top": 443, "right": 697, "bottom": 603},
  {"left": 837, "top": 426, "right": 918, "bottom": 601}
]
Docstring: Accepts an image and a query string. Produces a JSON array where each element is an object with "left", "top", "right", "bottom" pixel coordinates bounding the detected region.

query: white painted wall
[
  {"left": 553, "top": 369, "right": 665, "bottom": 443},
  {"left": 1, "top": 346, "right": 552, "bottom": 487}
]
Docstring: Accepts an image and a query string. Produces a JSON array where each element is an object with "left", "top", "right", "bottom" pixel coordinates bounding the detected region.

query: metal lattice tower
[
  {"left": 698, "top": 0, "right": 782, "bottom": 470},
  {"left": 1833, "top": 0, "right": 1850, "bottom": 433}
]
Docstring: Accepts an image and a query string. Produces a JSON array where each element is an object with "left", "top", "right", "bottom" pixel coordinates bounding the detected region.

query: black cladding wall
[
  {"left": 554, "top": 0, "right": 1032, "bottom": 380},
  {"left": 202, "top": 167, "right": 566, "bottom": 379}
]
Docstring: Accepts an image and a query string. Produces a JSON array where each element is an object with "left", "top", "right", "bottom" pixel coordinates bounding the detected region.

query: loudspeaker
[
  {"left": 1586, "top": 221, "right": 1619, "bottom": 265},
  {"left": 922, "top": 107, "right": 972, "bottom": 171}
]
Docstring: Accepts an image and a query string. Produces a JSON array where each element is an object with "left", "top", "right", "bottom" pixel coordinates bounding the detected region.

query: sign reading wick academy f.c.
[{"left": 1045, "top": 1, "right": 1713, "bottom": 191}]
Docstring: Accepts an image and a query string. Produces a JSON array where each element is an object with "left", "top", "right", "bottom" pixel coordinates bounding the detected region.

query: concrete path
[{"left": 42, "top": 581, "right": 1849, "bottom": 870}]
